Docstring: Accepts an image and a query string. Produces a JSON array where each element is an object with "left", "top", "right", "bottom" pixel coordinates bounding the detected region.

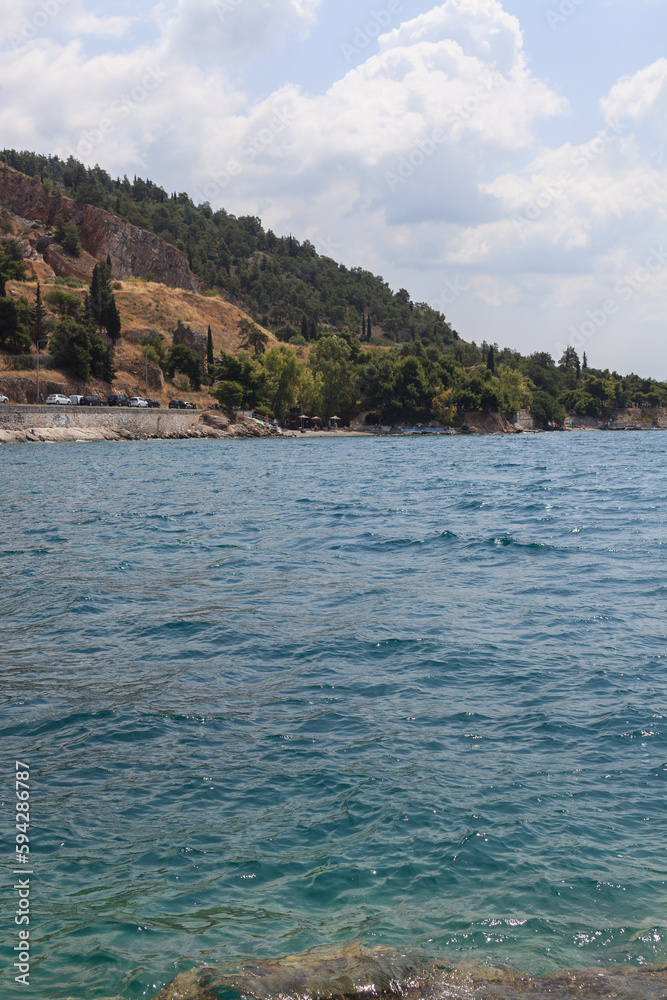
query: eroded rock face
[
  {"left": 0, "top": 162, "right": 199, "bottom": 292},
  {"left": 173, "top": 321, "right": 207, "bottom": 359}
]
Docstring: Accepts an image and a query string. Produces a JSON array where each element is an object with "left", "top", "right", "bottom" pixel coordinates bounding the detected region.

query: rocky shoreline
[
  {"left": 2, "top": 403, "right": 667, "bottom": 446},
  {"left": 0, "top": 406, "right": 281, "bottom": 444}
]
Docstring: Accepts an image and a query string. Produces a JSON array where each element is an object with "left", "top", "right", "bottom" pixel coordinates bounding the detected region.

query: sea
[{"left": 0, "top": 432, "right": 666, "bottom": 999}]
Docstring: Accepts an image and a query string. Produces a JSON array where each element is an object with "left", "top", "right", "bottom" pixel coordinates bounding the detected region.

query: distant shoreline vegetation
[{"left": 1, "top": 149, "right": 666, "bottom": 428}]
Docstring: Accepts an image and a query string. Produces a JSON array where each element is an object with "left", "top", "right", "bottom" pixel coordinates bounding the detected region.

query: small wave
[{"left": 483, "top": 535, "right": 557, "bottom": 552}]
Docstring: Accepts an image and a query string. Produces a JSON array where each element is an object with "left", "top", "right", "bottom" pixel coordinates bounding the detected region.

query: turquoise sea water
[{"left": 1, "top": 433, "right": 666, "bottom": 999}]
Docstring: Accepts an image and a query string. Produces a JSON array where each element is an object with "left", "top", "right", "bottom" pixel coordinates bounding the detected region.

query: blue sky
[{"left": 2, "top": 0, "right": 666, "bottom": 375}]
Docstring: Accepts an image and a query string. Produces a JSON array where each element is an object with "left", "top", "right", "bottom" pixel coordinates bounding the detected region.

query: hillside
[
  {"left": 0, "top": 275, "right": 279, "bottom": 405},
  {"left": 2, "top": 150, "right": 667, "bottom": 428},
  {"left": 1, "top": 149, "right": 456, "bottom": 348},
  {"left": 0, "top": 202, "right": 281, "bottom": 405}
]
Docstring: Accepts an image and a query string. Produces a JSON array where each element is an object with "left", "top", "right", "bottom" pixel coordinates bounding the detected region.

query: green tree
[
  {"left": 86, "top": 261, "right": 112, "bottom": 331},
  {"left": 238, "top": 317, "right": 268, "bottom": 355},
  {"left": 530, "top": 389, "right": 564, "bottom": 426},
  {"left": 166, "top": 343, "right": 204, "bottom": 390},
  {"left": 211, "top": 380, "right": 245, "bottom": 407},
  {"left": 207, "top": 324, "right": 214, "bottom": 368},
  {"left": 309, "top": 335, "right": 356, "bottom": 418},
  {"left": 44, "top": 288, "right": 81, "bottom": 318},
  {"left": 0, "top": 240, "right": 27, "bottom": 295},
  {"left": 140, "top": 332, "right": 166, "bottom": 366},
  {"left": 0, "top": 297, "right": 32, "bottom": 353},
  {"left": 393, "top": 355, "right": 431, "bottom": 422},
  {"left": 106, "top": 296, "right": 121, "bottom": 343},
  {"left": 259, "top": 345, "right": 301, "bottom": 421},
  {"left": 495, "top": 365, "right": 532, "bottom": 417},
  {"left": 49, "top": 318, "right": 115, "bottom": 381},
  {"left": 54, "top": 216, "right": 83, "bottom": 257},
  {"left": 431, "top": 386, "right": 456, "bottom": 426},
  {"left": 31, "top": 281, "right": 48, "bottom": 346}
]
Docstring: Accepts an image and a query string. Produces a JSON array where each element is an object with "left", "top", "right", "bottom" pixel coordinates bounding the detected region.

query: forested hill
[{"left": 0, "top": 149, "right": 456, "bottom": 347}]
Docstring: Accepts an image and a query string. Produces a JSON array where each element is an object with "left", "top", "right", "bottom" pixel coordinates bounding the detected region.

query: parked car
[
  {"left": 145, "top": 398, "right": 161, "bottom": 408},
  {"left": 46, "top": 394, "right": 71, "bottom": 405},
  {"left": 129, "top": 397, "right": 148, "bottom": 407},
  {"left": 80, "top": 395, "right": 105, "bottom": 406},
  {"left": 183, "top": 401, "right": 197, "bottom": 410},
  {"left": 108, "top": 394, "right": 129, "bottom": 407},
  {"left": 168, "top": 399, "right": 185, "bottom": 409},
  {"left": 69, "top": 395, "right": 84, "bottom": 405},
  {"left": 0, "top": 394, "right": 9, "bottom": 404}
]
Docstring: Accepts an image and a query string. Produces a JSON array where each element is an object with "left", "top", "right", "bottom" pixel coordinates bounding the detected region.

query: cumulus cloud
[
  {"left": 1, "top": 0, "right": 666, "bottom": 373},
  {"left": 190, "top": 0, "right": 565, "bottom": 253},
  {"left": 600, "top": 58, "right": 667, "bottom": 124},
  {"left": 160, "top": 0, "right": 322, "bottom": 63}
]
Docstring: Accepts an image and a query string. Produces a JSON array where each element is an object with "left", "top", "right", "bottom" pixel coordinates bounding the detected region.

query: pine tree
[{"left": 207, "top": 324, "right": 214, "bottom": 368}]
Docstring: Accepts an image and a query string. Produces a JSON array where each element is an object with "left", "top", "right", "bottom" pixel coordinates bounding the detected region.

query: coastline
[{"left": 1, "top": 403, "right": 666, "bottom": 445}]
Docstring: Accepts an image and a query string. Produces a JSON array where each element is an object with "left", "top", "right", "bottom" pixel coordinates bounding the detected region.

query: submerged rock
[
  {"left": 152, "top": 946, "right": 667, "bottom": 1000},
  {"left": 152, "top": 944, "right": 429, "bottom": 1000}
]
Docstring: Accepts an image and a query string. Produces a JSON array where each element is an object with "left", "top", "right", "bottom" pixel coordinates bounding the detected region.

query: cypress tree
[
  {"left": 367, "top": 315, "right": 372, "bottom": 341},
  {"left": 31, "top": 281, "right": 47, "bottom": 345},
  {"left": 487, "top": 344, "right": 495, "bottom": 373},
  {"left": 361, "top": 312, "right": 365, "bottom": 339},
  {"left": 301, "top": 315, "right": 309, "bottom": 341},
  {"left": 87, "top": 260, "right": 120, "bottom": 340},
  {"left": 106, "top": 297, "right": 122, "bottom": 344},
  {"left": 582, "top": 352, "right": 588, "bottom": 371},
  {"left": 309, "top": 319, "right": 317, "bottom": 341},
  {"left": 207, "top": 324, "right": 214, "bottom": 368}
]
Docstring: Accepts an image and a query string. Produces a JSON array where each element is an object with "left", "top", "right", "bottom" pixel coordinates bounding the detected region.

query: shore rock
[
  {"left": 152, "top": 944, "right": 429, "bottom": 1000},
  {"left": 151, "top": 945, "right": 667, "bottom": 1000}
]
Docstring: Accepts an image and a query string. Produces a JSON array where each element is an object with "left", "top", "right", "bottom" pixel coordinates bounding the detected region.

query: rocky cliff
[{"left": 0, "top": 162, "right": 199, "bottom": 292}]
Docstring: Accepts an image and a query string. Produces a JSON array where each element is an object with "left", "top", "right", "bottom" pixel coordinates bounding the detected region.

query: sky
[{"left": 1, "top": 0, "right": 666, "bottom": 376}]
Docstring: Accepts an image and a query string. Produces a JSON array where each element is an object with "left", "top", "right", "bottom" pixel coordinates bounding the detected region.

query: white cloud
[
  {"left": 67, "top": 12, "right": 136, "bottom": 38},
  {"left": 600, "top": 58, "right": 667, "bottom": 124},
  {"left": 160, "top": 0, "right": 321, "bottom": 63},
  {"left": 1, "top": 0, "right": 667, "bottom": 373}
]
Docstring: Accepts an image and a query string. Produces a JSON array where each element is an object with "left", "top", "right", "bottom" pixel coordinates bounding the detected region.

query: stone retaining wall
[{"left": 0, "top": 404, "right": 202, "bottom": 435}]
